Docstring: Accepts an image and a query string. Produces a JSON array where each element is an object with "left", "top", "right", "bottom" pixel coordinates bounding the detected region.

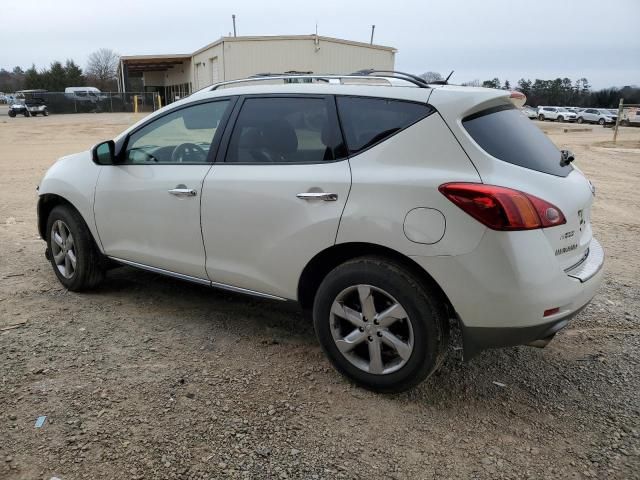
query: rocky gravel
[{"left": 1, "top": 111, "right": 639, "bottom": 479}]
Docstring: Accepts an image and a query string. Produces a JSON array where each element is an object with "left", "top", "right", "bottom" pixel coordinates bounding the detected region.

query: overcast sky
[{"left": 1, "top": 0, "right": 638, "bottom": 89}]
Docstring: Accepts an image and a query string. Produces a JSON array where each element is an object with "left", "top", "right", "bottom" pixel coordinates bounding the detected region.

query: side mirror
[{"left": 92, "top": 140, "right": 116, "bottom": 165}]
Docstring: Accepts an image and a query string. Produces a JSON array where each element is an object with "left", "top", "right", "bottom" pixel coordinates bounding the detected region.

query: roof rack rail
[
  {"left": 195, "top": 71, "right": 432, "bottom": 93},
  {"left": 351, "top": 69, "right": 429, "bottom": 88}
]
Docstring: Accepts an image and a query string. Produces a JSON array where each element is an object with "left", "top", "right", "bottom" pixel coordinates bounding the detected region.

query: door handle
[
  {"left": 296, "top": 192, "right": 338, "bottom": 202},
  {"left": 168, "top": 188, "right": 197, "bottom": 197}
]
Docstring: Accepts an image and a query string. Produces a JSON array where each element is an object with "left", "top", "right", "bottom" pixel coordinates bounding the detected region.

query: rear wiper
[{"left": 560, "top": 149, "right": 575, "bottom": 167}]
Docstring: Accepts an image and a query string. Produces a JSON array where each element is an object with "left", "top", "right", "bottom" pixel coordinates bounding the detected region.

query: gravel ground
[{"left": 0, "top": 109, "right": 638, "bottom": 479}]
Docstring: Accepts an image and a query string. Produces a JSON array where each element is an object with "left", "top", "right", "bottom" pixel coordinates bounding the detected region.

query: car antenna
[
  {"left": 444, "top": 70, "right": 454, "bottom": 84},
  {"left": 430, "top": 70, "right": 454, "bottom": 85}
]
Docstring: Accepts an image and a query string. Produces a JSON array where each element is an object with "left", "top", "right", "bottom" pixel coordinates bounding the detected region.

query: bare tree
[
  {"left": 418, "top": 71, "right": 443, "bottom": 83},
  {"left": 86, "top": 48, "right": 119, "bottom": 90}
]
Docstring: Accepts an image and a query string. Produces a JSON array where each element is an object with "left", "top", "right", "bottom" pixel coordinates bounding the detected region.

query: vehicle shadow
[
  {"left": 99, "top": 265, "right": 316, "bottom": 341},
  {"left": 96, "top": 266, "right": 616, "bottom": 413}
]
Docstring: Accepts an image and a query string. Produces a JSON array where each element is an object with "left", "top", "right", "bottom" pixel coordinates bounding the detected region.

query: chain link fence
[{"left": 6, "top": 92, "right": 159, "bottom": 114}]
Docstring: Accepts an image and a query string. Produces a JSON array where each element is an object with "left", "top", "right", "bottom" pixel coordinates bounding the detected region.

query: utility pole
[
  {"left": 232, "top": 14, "right": 237, "bottom": 37},
  {"left": 613, "top": 98, "right": 623, "bottom": 143},
  {"left": 370, "top": 25, "right": 375, "bottom": 45}
]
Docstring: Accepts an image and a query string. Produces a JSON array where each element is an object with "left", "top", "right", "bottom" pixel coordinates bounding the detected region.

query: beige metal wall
[
  {"left": 221, "top": 38, "right": 395, "bottom": 81},
  {"left": 192, "top": 44, "right": 223, "bottom": 90},
  {"left": 140, "top": 37, "right": 395, "bottom": 93}
]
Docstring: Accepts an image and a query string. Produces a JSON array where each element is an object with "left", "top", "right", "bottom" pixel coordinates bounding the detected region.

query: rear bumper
[
  {"left": 460, "top": 304, "right": 588, "bottom": 360},
  {"left": 410, "top": 234, "right": 604, "bottom": 359}
]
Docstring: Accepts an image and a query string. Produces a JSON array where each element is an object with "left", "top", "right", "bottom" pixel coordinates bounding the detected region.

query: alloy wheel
[
  {"left": 329, "top": 285, "right": 414, "bottom": 375},
  {"left": 50, "top": 220, "right": 77, "bottom": 279}
]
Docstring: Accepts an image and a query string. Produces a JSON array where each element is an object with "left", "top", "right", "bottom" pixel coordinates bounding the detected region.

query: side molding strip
[{"left": 108, "top": 256, "right": 287, "bottom": 301}]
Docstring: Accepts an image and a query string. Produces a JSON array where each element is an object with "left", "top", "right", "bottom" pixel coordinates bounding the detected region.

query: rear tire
[
  {"left": 621, "top": 120, "right": 629, "bottom": 127},
  {"left": 43, "top": 109, "right": 49, "bottom": 116},
  {"left": 8, "top": 110, "right": 16, "bottom": 117},
  {"left": 313, "top": 256, "right": 449, "bottom": 393},
  {"left": 598, "top": 118, "right": 605, "bottom": 126},
  {"left": 557, "top": 116, "right": 564, "bottom": 122},
  {"left": 577, "top": 117, "right": 584, "bottom": 124},
  {"left": 46, "top": 205, "right": 105, "bottom": 291}
]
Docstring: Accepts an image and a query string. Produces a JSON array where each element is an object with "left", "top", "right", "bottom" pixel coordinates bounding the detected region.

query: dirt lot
[{"left": 0, "top": 107, "right": 638, "bottom": 479}]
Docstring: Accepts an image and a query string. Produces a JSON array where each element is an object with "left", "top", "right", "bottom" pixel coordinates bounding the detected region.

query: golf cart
[{"left": 8, "top": 90, "right": 49, "bottom": 117}]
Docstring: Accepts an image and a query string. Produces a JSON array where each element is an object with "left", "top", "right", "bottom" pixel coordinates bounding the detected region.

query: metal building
[{"left": 118, "top": 35, "right": 396, "bottom": 104}]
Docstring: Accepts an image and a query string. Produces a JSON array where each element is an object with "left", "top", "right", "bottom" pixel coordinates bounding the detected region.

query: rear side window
[
  {"left": 336, "top": 97, "right": 433, "bottom": 155},
  {"left": 463, "top": 105, "right": 572, "bottom": 177}
]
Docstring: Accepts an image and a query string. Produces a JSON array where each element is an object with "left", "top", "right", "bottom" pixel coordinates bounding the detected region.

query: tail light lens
[{"left": 439, "top": 183, "right": 566, "bottom": 231}]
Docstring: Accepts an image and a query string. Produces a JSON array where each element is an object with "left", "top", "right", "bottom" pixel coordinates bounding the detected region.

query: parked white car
[
  {"left": 537, "top": 106, "right": 577, "bottom": 122},
  {"left": 521, "top": 105, "right": 537, "bottom": 119},
  {"left": 577, "top": 108, "right": 616, "bottom": 125},
  {"left": 37, "top": 74, "right": 604, "bottom": 392},
  {"left": 621, "top": 108, "right": 640, "bottom": 127}
]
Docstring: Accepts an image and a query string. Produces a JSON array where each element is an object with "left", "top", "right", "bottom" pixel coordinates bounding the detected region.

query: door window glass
[
  {"left": 124, "top": 100, "right": 229, "bottom": 164},
  {"left": 225, "top": 97, "right": 345, "bottom": 163}
]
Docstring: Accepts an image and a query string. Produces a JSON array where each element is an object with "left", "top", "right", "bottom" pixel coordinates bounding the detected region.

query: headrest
[{"left": 260, "top": 120, "right": 298, "bottom": 154}]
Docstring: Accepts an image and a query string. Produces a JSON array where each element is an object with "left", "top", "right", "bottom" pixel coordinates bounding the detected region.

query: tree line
[
  {"left": 420, "top": 72, "right": 640, "bottom": 108},
  {"left": 0, "top": 49, "right": 120, "bottom": 93}
]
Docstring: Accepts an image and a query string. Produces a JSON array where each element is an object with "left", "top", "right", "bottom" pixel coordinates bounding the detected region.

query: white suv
[
  {"left": 537, "top": 106, "right": 577, "bottom": 122},
  {"left": 37, "top": 73, "right": 604, "bottom": 392},
  {"left": 577, "top": 108, "right": 616, "bottom": 125}
]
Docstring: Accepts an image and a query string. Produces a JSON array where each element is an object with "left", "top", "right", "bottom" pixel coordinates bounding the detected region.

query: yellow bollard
[{"left": 133, "top": 95, "right": 138, "bottom": 114}]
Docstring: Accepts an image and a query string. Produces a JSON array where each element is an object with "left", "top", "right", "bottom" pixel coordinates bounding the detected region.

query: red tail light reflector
[{"left": 439, "top": 183, "right": 566, "bottom": 231}]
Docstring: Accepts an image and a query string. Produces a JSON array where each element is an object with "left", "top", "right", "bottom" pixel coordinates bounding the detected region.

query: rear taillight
[
  {"left": 509, "top": 91, "right": 527, "bottom": 107},
  {"left": 439, "top": 183, "right": 566, "bottom": 231}
]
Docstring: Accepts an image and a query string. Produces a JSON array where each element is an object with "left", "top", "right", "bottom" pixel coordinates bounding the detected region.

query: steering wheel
[{"left": 171, "top": 142, "right": 207, "bottom": 163}]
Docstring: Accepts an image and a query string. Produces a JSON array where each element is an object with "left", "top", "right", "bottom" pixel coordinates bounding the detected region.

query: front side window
[
  {"left": 124, "top": 100, "right": 230, "bottom": 164},
  {"left": 336, "top": 97, "right": 433, "bottom": 155},
  {"left": 225, "top": 97, "right": 344, "bottom": 163}
]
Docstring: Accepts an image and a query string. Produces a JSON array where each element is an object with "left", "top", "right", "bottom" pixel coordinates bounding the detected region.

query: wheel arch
[
  {"left": 297, "top": 242, "right": 455, "bottom": 315},
  {"left": 37, "top": 194, "right": 98, "bottom": 250}
]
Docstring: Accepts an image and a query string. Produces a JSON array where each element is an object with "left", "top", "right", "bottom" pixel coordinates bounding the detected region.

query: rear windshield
[{"left": 463, "top": 105, "right": 572, "bottom": 177}]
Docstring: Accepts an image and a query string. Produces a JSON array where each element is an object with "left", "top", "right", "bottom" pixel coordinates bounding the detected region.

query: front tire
[
  {"left": 557, "top": 116, "right": 564, "bottom": 122},
  {"left": 43, "top": 109, "right": 49, "bottom": 116},
  {"left": 46, "top": 205, "right": 105, "bottom": 291},
  {"left": 313, "top": 257, "right": 448, "bottom": 393},
  {"left": 598, "top": 118, "right": 605, "bottom": 126},
  {"left": 577, "top": 117, "right": 584, "bottom": 124},
  {"left": 8, "top": 110, "right": 16, "bottom": 117},
  {"left": 538, "top": 114, "right": 545, "bottom": 121}
]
